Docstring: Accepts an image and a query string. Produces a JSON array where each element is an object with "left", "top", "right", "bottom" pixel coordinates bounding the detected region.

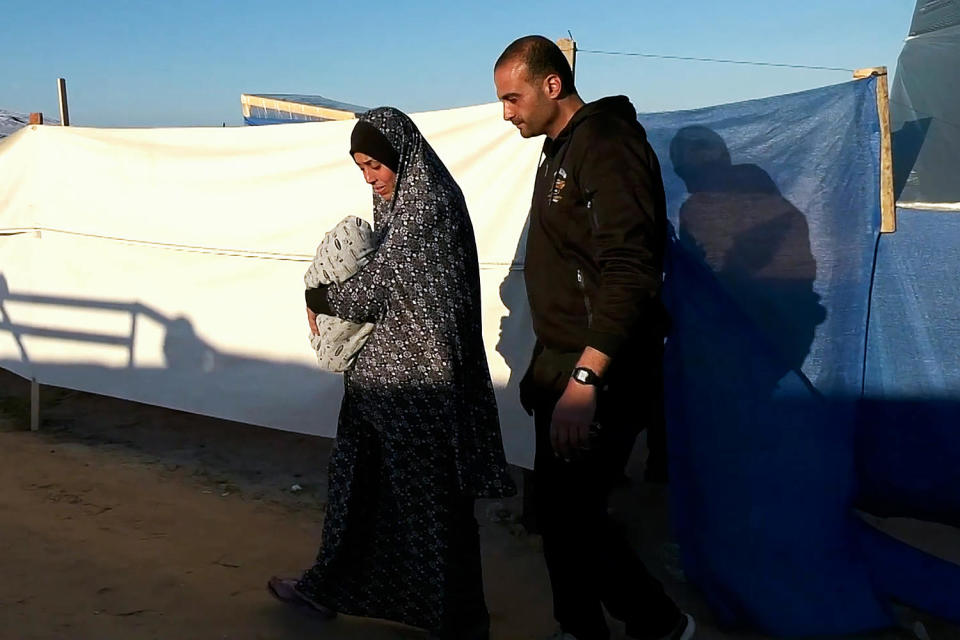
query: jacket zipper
[{"left": 576, "top": 268, "right": 593, "bottom": 325}]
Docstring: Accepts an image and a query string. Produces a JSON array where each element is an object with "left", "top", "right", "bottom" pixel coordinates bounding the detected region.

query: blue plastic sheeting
[
  {"left": 642, "top": 80, "right": 960, "bottom": 635},
  {"left": 243, "top": 95, "right": 368, "bottom": 126},
  {"left": 645, "top": 79, "right": 881, "bottom": 399},
  {"left": 855, "top": 211, "right": 960, "bottom": 631},
  {"left": 859, "top": 208, "right": 960, "bottom": 525},
  {"left": 247, "top": 94, "right": 368, "bottom": 113},
  {"left": 865, "top": 208, "right": 960, "bottom": 400},
  {"left": 243, "top": 114, "right": 325, "bottom": 126}
]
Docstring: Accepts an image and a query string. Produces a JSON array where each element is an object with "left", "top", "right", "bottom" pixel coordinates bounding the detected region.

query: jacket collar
[{"left": 542, "top": 95, "right": 637, "bottom": 156}]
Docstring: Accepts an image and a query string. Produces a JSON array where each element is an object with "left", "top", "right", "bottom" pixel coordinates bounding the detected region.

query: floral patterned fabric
[{"left": 295, "top": 107, "right": 515, "bottom": 636}]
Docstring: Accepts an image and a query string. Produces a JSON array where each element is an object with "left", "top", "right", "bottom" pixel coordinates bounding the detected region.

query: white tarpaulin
[{"left": 0, "top": 102, "right": 542, "bottom": 467}]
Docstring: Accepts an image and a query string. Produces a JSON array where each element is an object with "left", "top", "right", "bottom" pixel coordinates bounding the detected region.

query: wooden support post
[
  {"left": 57, "top": 77, "right": 70, "bottom": 126},
  {"left": 854, "top": 66, "right": 895, "bottom": 233},
  {"left": 30, "top": 378, "right": 40, "bottom": 431},
  {"left": 28, "top": 112, "right": 44, "bottom": 125},
  {"left": 557, "top": 37, "right": 577, "bottom": 79}
]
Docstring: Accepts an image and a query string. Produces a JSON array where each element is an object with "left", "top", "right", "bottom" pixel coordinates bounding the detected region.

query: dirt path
[
  {"left": 0, "top": 371, "right": 956, "bottom": 639},
  {"left": 0, "top": 372, "right": 553, "bottom": 640}
]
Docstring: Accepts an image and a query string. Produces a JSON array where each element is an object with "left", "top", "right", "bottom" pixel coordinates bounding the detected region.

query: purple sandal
[{"left": 267, "top": 576, "right": 337, "bottom": 619}]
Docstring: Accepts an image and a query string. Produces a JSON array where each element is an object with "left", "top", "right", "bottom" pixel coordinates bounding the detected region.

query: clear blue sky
[{"left": 0, "top": 0, "right": 915, "bottom": 127}]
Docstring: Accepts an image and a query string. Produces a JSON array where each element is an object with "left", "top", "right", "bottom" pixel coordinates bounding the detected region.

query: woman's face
[{"left": 353, "top": 152, "right": 397, "bottom": 201}]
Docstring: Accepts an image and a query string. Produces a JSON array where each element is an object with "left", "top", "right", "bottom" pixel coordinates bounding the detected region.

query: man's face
[{"left": 495, "top": 59, "right": 555, "bottom": 138}]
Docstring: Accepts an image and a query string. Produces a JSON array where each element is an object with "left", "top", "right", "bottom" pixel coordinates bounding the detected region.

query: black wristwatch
[{"left": 571, "top": 366, "right": 602, "bottom": 387}]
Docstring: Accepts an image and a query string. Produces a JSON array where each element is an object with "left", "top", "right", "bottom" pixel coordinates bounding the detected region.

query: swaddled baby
[{"left": 304, "top": 215, "right": 377, "bottom": 372}]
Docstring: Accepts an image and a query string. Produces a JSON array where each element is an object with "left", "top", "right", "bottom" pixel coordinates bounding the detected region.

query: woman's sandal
[{"left": 266, "top": 576, "right": 337, "bottom": 620}]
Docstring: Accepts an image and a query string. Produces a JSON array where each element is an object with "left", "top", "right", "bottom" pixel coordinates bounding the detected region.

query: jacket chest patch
[{"left": 548, "top": 167, "right": 567, "bottom": 204}]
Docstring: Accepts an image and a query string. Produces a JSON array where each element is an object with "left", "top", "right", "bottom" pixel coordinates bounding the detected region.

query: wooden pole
[
  {"left": 57, "top": 77, "right": 70, "bottom": 126},
  {"left": 854, "top": 66, "right": 895, "bottom": 233},
  {"left": 28, "top": 112, "right": 43, "bottom": 125},
  {"left": 30, "top": 378, "right": 40, "bottom": 431},
  {"left": 557, "top": 37, "right": 577, "bottom": 80}
]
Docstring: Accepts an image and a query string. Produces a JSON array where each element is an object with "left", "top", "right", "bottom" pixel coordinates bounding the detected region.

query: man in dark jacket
[{"left": 494, "top": 36, "right": 694, "bottom": 640}]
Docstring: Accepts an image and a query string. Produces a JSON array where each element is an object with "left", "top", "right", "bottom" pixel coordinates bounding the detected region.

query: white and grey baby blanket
[{"left": 304, "top": 216, "right": 377, "bottom": 372}]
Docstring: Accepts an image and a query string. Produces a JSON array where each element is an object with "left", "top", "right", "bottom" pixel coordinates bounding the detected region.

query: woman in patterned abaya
[{"left": 268, "top": 107, "right": 515, "bottom": 640}]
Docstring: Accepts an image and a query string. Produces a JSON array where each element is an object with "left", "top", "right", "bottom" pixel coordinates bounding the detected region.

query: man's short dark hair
[{"left": 496, "top": 35, "right": 577, "bottom": 98}]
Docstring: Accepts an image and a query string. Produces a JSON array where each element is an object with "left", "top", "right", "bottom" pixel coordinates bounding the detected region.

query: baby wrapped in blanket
[{"left": 304, "top": 215, "right": 377, "bottom": 372}]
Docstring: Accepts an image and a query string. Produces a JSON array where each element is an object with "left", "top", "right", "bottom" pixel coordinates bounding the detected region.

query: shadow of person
[
  {"left": 494, "top": 222, "right": 543, "bottom": 531},
  {"left": 664, "top": 126, "right": 960, "bottom": 635},
  {"left": 661, "top": 127, "right": 891, "bottom": 635},
  {"left": 163, "top": 316, "right": 217, "bottom": 373},
  {"left": 0, "top": 273, "right": 34, "bottom": 364},
  {"left": 671, "top": 125, "right": 826, "bottom": 395},
  {"left": 495, "top": 221, "right": 531, "bottom": 394}
]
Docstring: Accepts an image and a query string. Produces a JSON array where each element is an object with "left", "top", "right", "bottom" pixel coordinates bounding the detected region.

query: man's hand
[
  {"left": 306, "top": 307, "right": 320, "bottom": 335},
  {"left": 551, "top": 379, "right": 597, "bottom": 460}
]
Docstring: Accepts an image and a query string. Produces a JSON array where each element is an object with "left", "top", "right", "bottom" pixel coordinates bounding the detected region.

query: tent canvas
[
  {"left": 890, "top": 0, "right": 960, "bottom": 209},
  {"left": 0, "top": 102, "right": 542, "bottom": 466}
]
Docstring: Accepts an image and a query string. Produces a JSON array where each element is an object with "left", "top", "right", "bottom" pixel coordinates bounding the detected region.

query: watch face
[{"left": 572, "top": 368, "right": 595, "bottom": 384}]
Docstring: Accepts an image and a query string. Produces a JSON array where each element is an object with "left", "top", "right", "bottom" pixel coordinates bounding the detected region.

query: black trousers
[{"left": 532, "top": 387, "right": 681, "bottom": 640}]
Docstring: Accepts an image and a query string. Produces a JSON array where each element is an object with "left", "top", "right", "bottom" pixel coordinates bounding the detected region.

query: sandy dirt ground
[{"left": 0, "top": 369, "right": 957, "bottom": 640}]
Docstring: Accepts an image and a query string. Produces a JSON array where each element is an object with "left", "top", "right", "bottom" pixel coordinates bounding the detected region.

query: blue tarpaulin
[
  {"left": 639, "top": 78, "right": 960, "bottom": 636},
  {"left": 859, "top": 208, "right": 960, "bottom": 527}
]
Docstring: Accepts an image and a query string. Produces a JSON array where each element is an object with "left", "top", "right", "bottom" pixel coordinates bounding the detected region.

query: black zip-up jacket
[{"left": 524, "top": 95, "right": 668, "bottom": 363}]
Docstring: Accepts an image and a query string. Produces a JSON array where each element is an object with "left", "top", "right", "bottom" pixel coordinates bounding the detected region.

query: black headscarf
[
  {"left": 349, "top": 120, "right": 399, "bottom": 173},
  {"left": 352, "top": 107, "right": 467, "bottom": 231}
]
